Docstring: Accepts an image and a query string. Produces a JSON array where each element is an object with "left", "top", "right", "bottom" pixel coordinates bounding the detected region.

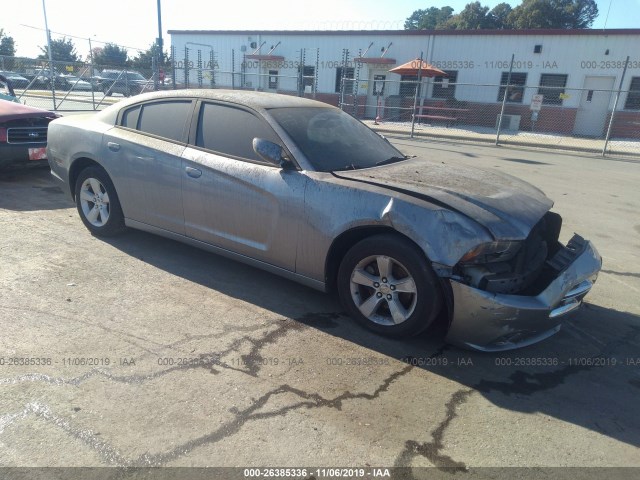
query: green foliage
[
  {"left": 0, "top": 29, "right": 16, "bottom": 57},
  {"left": 444, "top": 2, "right": 493, "bottom": 29},
  {"left": 404, "top": 6, "right": 454, "bottom": 29},
  {"left": 405, "top": 0, "right": 598, "bottom": 30},
  {"left": 129, "top": 42, "right": 169, "bottom": 71},
  {"left": 93, "top": 43, "right": 129, "bottom": 67},
  {"left": 508, "top": 0, "right": 599, "bottom": 29},
  {"left": 38, "top": 37, "right": 79, "bottom": 62}
]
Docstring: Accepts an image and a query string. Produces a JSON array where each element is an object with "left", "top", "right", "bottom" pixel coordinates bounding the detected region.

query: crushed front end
[{"left": 445, "top": 212, "right": 602, "bottom": 351}]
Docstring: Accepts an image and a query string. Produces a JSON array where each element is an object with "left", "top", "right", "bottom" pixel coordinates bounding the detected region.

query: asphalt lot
[{"left": 0, "top": 138, "right": 639, "bottom": 475}]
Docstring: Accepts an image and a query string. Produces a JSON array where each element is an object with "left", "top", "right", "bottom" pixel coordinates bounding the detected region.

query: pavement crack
[
  {"left": 0, "top": 402, "right": 127, "bottom": 465},
  {"left": 393, "top": 388, "right": 472, "bottom": 473},
  {"left": 134, "top": 364, "right": 413, "bottom": 466}
]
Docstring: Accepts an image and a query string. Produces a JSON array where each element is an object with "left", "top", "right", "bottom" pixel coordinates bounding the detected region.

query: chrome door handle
[
  {"left": 185, "top": 166, "right": 202, "bottom": 178},
  {"left": 107, "top": 142, "right": 120, "bottom": 151}
]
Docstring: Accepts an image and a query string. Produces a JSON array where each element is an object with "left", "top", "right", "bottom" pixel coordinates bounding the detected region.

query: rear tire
[
  {"left": 337, "top": 234, "right": 442, "bottom": 337},
  {"left": 74, "top": 166, "right": 126, "bottom": 237}
]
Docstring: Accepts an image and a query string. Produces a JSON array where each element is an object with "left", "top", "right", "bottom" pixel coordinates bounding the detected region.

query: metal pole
[
  {"left": 231, "top": 49, "right": 235, "bottom": 90},
  {"left": 298, "top": 49, "right": 303, "bottom": 96},
  {"left": 171, "top": 45, "right": 176, "bottom": 90},
  {"left": 88, "top": 36, "right": 96, "bottom": 109},
  {"left": 42, "top": 0, "right": 57, "bottom": 109},
  {"left": 156, "top": 0, "right": 163, "bottom": 53},
  {"left": 353, "top": 49, "right": 361, "bottom": 116},
  {"left": 339, "top": 49, "right": 347, "bottom": 110},
  {"left": 602, "top": 55, "right": 629, "bottom": 157},
  {"left": 410, "top": 52, "right": 424, "bottom": 139},
  {"left": 184, "top": 47, "right": 189, "bottom": 87},
  {"left": 314, "top": 48, "right": 319, "bottom": 99},
  {"left": 496, "top": 53, "right": 514, "bottom": 145},
  {"left": 210, "top": 50, "right": 215, "bottom": 88}
]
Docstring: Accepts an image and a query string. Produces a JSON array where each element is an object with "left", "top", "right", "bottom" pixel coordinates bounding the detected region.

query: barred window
[
  {"left": 624, "top": 77, "right": 640, "bottom": 110},
  {"left": 432, "top": 70, "right": 457, "bottom": 100},
  {"left": 498, "top": 72, "right": 527, "bottom": 103},
  {"left": 399, "top": 74, "right": 420, "bottom": 97},
  {"left": 538, "top": 74, "right": 568, "bottom": 105},
  {"left": 298, "top": 65, "right": 315, "bottom": 93},
  {"left": 335, "top": 67, "right": 354, "bottom": 94},
  {"left": 268, "top": 70, "right": 278, "bottom": 90}
]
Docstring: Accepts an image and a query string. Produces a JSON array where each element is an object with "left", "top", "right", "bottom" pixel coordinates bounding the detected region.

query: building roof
[{"left": 168, "top": 28, "right": 640, "bottom": 37}]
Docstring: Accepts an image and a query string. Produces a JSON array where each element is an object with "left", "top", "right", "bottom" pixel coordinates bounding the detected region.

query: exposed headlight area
[
  {"left": 455, "top": 211, "right": 563, "bottom": 295},
  {"left": 458, "top": 240, "right": 522, "bottom": 265}
]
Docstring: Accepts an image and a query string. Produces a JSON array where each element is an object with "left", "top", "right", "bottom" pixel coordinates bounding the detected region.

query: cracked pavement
[{"left": 1, "top": 140, "right": 639, "bottom": 470}]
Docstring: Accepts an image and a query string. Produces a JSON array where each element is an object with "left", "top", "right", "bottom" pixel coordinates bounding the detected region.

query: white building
[{"left": 168, "top": 29, "right": 640, "bottom": 138}]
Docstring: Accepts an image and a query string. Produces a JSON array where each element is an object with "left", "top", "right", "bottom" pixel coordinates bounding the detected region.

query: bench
[
  {"left": 414, "top": 106, "right": 469, "bottom": 127},
  {"left": 414, "top": 114, "right": 458, "bottom": 122}
]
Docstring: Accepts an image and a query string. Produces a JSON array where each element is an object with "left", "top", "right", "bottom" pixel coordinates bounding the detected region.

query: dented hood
[{"left": 333, "top": 157, "right": 553, "bottom": 239}]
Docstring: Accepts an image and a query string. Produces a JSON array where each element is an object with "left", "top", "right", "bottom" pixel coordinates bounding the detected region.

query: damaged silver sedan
[{"left": 46, "top": 90, "right": 601, "bottom": 351}]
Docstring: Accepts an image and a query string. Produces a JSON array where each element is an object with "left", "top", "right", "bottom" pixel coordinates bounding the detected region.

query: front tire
[
  {"left": 75, "top": 166, "right": 126, "bottom": 236},
  {"left": 337, "top": 234, "right": 442, "bottom": 337}
]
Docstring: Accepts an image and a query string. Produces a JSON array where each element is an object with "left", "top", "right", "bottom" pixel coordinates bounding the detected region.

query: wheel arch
[
  {"left": 68, "top": 157, "right": 104, "bottom": 201},
  {"left": 325, "top": 226, "right": 428, "bottom": 294}
]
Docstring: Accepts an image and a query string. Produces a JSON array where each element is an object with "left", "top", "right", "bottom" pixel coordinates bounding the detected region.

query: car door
[
  {"left": 103, "top": 99, "right": 194, "bottom": 234},
  {"left": 181, "top": 101, "right": 307, "bottom": 271}
]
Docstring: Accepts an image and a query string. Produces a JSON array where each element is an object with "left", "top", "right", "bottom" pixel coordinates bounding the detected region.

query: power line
[{"left": 18, "top": 23, "right": 149, "bottom": 53}]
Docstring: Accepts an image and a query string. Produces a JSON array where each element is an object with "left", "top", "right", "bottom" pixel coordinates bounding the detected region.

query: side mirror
[{"left": 252, "top": 138, "right": 292, "bottom": 169}]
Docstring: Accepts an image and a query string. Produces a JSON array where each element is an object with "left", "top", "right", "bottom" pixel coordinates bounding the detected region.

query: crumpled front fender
[{"left": 445, "top": 235, "right": 602, "bottom": 352}]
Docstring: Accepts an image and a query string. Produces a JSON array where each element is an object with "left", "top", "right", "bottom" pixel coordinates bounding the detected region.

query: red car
[{"left": 0, "top": 99, "right": 60, "bottom": 168}]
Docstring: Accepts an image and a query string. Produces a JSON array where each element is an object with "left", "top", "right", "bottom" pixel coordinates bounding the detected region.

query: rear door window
[{"left": 127, "top": 100, "right": 193, "bottom": 142}]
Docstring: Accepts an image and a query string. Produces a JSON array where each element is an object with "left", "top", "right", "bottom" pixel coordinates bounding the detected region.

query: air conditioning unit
[{"left": 496, "top": 114, "right": 521, "bottom": 131}]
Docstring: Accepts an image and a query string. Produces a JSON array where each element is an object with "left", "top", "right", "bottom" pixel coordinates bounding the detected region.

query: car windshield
[
  {"left": 268, "top": 107, "right": 405, "bottom": 172},
  {"left": 126, "top": 72, "right": 146, "bottom": 81}
]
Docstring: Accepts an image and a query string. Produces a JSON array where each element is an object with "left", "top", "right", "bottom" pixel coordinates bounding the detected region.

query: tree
[
  {"left": 405, "top": 0, "right": 598, "bottom": 30},
  {"left": 508, "top": 0, "right": 598, "bottom": 29},
  {"left": 404, "top": 6, "right": 454, "bottom": 30},
  {"left": 93, "top": 43, "right": 128, "bottom": 68},
  {"left": 489, "top": 3, "right": 513, "bottom": 29},
  {"left": 38, "top": 37, "right": 79, "bottom": 62},
  {"left": 0, "top": 29, "right": 16, "bottom": 57},
  {"left": 444, "top": 2, "right": 493, "bottom": 29},
  {"left": 129, "top": 42, "right": 168, "bottom": 71}
]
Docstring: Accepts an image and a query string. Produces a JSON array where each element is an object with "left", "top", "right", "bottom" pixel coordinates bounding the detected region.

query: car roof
[{"left": 107, "top": 89, "right": 334, "bottom": 111}]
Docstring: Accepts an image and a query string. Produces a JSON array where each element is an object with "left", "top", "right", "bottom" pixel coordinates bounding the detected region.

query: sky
[{"left": 2, "top": 0, "right": 639, "bottom": 60}]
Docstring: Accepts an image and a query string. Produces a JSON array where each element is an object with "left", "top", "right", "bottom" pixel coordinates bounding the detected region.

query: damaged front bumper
[{"left": 445, "top": 234, "right": 602, "bottom": 352}]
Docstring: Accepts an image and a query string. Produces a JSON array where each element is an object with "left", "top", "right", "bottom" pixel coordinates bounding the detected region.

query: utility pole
[
  {"left": 42, "top": 0, "right": 57, "bottom": 109},
  {"left": 156, "top": 0, "right": 163, "bottom": 53}
]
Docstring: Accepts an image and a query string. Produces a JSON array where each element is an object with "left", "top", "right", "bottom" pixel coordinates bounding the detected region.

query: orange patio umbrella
[{"left": 388, "top": 59, "right": 447, "bottom": 78}]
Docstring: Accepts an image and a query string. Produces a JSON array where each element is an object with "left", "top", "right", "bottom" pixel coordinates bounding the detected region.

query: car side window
[
  {"left": 121, "top": 105, "right": 141, "bottom": 129},
  {"left": 136, "top": 100, "right": 193, "bottom": 142},
  {"left": 195, "top": 103, "right": 280, "bottom": 161}
]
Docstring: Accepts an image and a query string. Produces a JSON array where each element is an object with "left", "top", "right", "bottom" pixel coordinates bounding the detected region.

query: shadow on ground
[{"left": 101, "top": 228, "right": 640, "bottom": 452}]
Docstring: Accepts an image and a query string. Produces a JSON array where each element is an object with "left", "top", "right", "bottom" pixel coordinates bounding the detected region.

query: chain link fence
[
  {"left": 3, "top": 49, "right": 639, "bottom": 157},
  {"left": 1, "top": 55, "right": 158, "bottom": 111},
  {"left": 350, "top": 79, "right": 640, "bottom": 157}
]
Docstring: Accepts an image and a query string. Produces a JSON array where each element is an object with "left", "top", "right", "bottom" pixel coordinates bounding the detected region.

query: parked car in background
[
  {"left": 0, "top": 100, "right": 60, "bottom": 168},
  {"left": 24, "top": 72, "right": 94, "bottom": 91},
  {"left": 0, "top": 74, "right": 19, "bottom": 103},
  {"left": 57, "top": 75, "right": 94, "bottom": 91},
  {"left": 46, "top": 90, "right": 601, "bottom": 351},
  {"left": 0, "top": 71, "right": 30, "bottom": 90},
  {"left": 90, "top": 70, "right": 149, "bottom": 97}
]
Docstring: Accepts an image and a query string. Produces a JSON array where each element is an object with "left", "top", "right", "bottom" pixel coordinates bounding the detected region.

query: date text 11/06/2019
[{"left": 243, "top": 468, "right": 391, "bottom": 478}]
